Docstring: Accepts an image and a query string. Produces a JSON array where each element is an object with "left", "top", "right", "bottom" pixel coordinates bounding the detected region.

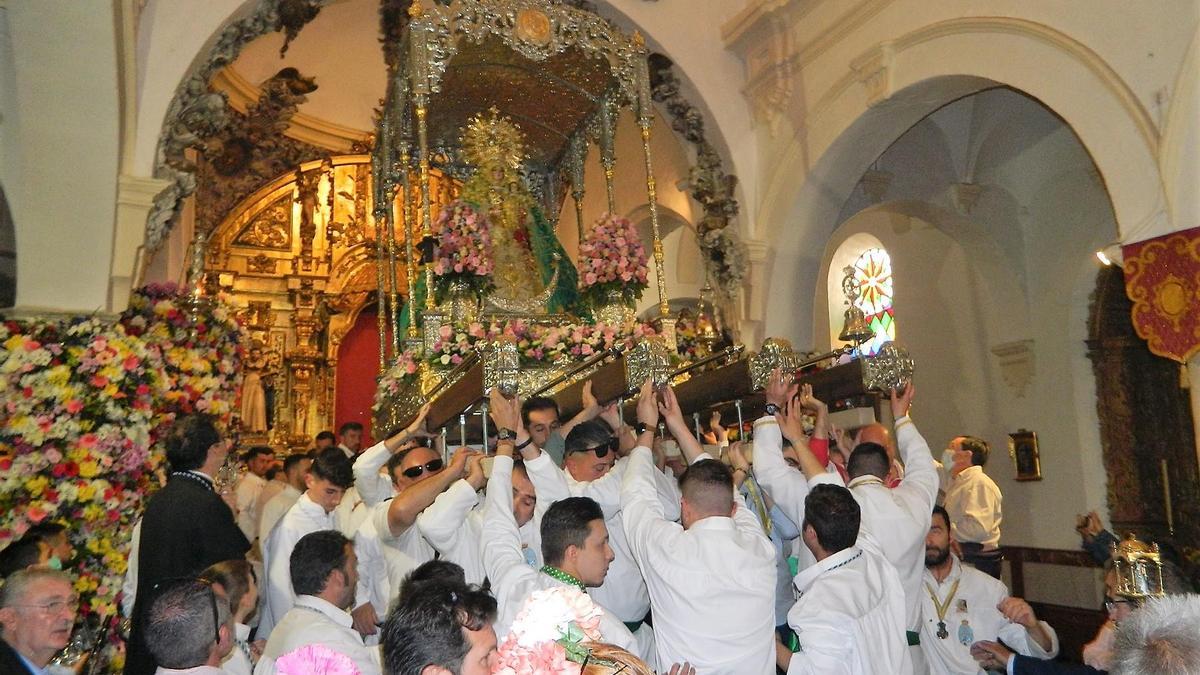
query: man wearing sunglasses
[
  {"left": 142, "top": 577, "right": 235, "bottom": 675},
  {"left": 348, "top": 432, "right": 477, "bottom": 639},
  {"left": 481, "top": 389, "right": 646, "bottom": 664}
]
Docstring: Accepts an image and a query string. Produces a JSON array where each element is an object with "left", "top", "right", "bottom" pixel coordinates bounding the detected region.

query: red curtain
[{"left": 334, "top": 309, "right": 384, "bottom": 444}]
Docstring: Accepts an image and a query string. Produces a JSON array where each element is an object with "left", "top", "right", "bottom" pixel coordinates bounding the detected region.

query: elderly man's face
[{"left": 0, "top": 576, "right": 77, "bottom": 664}]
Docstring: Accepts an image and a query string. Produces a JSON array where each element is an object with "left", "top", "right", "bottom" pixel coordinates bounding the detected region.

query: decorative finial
[
  {"left": 408, "top": 1, "right": 423, "bottom": 18},
  {"left": 461, "top": 108, "right": 527, "bottom": 173},
  {"left": 633, "top": 30, "right": 645, "bottom": 47}
]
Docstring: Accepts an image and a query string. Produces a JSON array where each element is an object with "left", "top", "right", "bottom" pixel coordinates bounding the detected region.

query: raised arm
[
  {"left": 619, "top": 382, "right": 676, "bottom": 562},
  {"left": 355, "top": 403, "right": 432, "bottom": 507},
  {"left": 889, "top": 383, "right": 938, "bottom": 511},
  {"left": 558, "top": 380, "right": 603, "bottom": 440},
  {"left": 658, "top": 385, "right": 705, "bottom": 464},
  {"left": 752, "top": 370, "right": 813, "bottom": 529},
  {"left": 382, "top": 447, "right": 469, "bottom": 538},
  {"left": 482, "top": 391, "right": 538, "bottom": 589},
  {"left": 417, "top": 455, "right": 485, "bottom": 551}
]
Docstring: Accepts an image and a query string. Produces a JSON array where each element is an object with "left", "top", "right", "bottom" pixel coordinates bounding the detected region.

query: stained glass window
[{"left": 851, "top": 247, "right": 895, "bottom": 356}]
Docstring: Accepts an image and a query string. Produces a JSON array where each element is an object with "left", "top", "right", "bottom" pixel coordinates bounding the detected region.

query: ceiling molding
[{"left": 211, "top": 67, "right": 372, "bottom": 153}]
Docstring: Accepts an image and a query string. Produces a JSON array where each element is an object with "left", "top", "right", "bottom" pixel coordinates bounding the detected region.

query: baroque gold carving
[
  {"left": 247, "top": 254, "right": 278, "bottom": 274},
  {"left": 233, "top": 195, "right": 292, "bottom": 249}
]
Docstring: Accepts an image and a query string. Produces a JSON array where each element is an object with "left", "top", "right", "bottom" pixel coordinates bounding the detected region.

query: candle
[{"left": 1161, "top": 459, "right": 1174, "bottom": 535}]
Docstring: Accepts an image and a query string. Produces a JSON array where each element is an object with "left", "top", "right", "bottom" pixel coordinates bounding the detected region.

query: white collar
[
  {"left": 296, "top": 492, "right": 332, "bottom": 518},
  {"left": 686, "top": 515, "right": 737, "bottom": 533},
  {"left": 293, "top": 595, "right": 354, "bottom": 629},
  {"left": 953, "top": 465, "right": 983, "bottom": 481},
  {"left": 235, "top": 622, "right": 251, "bottom": 641},
  {"left": 923, "top": 554, "right": 963, "bottom": 589},
  {"left": 847, "top": 475, "right": 886, "bottom": 489},
  {"left": 793, "top": 545, "right": 863, "bottom": 594},
  {"left": 282, "top": 484, "right": 302, "bottom": 498}
]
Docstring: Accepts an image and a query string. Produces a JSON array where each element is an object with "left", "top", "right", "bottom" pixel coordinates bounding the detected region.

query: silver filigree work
[
  {"left": 625, "top": 337, "right": 671, "bottom": 390},
  {"left": 860, "top": 341, "right": 915, "bottom": 392},
  {"left": 749, "top": 338, "right": 800, "bottom": 390}
]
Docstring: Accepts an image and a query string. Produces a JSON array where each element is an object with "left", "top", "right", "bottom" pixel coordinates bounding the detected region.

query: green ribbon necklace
[{"left": 540, "top": 565, "right": 586, "bottom": 591}]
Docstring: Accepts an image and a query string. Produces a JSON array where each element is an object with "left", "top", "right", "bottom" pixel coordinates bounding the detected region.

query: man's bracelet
[{"left": 515, "top": 437, "right": 533, "bottom": 451}]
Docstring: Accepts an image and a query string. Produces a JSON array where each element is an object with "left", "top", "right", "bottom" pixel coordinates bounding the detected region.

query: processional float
[{"left": 369, "top": 0, "right": 914, "bottom": 444}]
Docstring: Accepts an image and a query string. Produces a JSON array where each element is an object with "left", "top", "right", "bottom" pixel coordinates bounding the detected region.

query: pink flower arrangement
[
  {"left": 577, "top": 213, "right": 649, "bottom": 309},
  {"left": 432, "top": 200, "right": 495, "bottom": 297},
  {"left": 493, "top": 587, "right": 604, "bottom": 675},
  {"left": 372, "top": 319, "right": 661, "bottom": 414},
  {"left": 276, "top": 644, "right": 361, "bottom": 675}
]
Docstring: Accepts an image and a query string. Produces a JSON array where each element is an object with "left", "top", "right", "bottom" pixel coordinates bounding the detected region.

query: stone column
[{"left": 110, "top": 174, "right": 171, "bottom": 310}]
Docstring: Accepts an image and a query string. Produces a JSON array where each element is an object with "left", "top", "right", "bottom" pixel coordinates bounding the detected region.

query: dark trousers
[{"left": 960, "top": 542, "right": 1003, "bottom": 579}]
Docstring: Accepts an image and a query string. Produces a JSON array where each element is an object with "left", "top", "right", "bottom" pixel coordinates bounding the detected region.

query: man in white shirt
[
  {"left": 921, "top": 506, "right": 1057, "bottom": 674},
  {"left": 143, "top": 578, "right": 236, "bottom": 675},
  {"left": 337, "top": 422, "right": 364, "bottom": 459},
  {"left": 758, "top": 372, "right": 937, "bottom": 670},
  {"left": 234, "top": 447, "right": 275, "bottom": 543},
  {"left": 778, "top": 483, "right": 913, "bottom": 674},
  {"left": 259, "top": 450, "right": 354, "bottom": 638},
  {"left": 942, "top": 436, "right": 1004, "bottom": 579},
  {"left": 621, "top": 383, "right": 776, "bottom": 675},
  {"left": 256, "top": 530, "right": 380, "bottom": 675},
  {"left": 350, "top": 440, "right": 472, "bottom": 638},
  {"left": 257, "top": 454, "right": 311, "bottom": 545},
  {"left": 351, "top": 404, "right": 433, "bottom": 509},
  {"left": 482, "top": 391, "right": 641, "bottom": 659}
]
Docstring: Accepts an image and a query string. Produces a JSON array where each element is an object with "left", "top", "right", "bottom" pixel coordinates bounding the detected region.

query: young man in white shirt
[
  {"left": 259, "top": 450, "right": 354, "bottom": 638},
  {"left": 234, "top": 447, "right": 275, "bottom": 543},
  {"left": 482, "top": 390, "right": 642, "bottom": 659},
  {"left": 779, "top": 483, "right": 912, "bottom": 674},
  {"left": 256, "top": 530, "right": 380, "bottom": 675},
  {"left": 257, "top": 454, "right": 311, "bottom": 545},
  {"left": 619, "top": 382, "right": 776, "bottom": 675},
  {"left": 942, "top": 436, "right": 1004, "bottom": 579},
  {"left": 757, "top": 371, "right": 936, "bottom": 670},
  {"left": 143, "top": 578, "right": 236, "bottom": 675},
  {"left": 920, "top": 505, "right": 1057, "bottom": 674}
]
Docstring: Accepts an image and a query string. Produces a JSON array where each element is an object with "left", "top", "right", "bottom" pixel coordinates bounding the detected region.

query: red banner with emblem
[{"left": 1121, "top": 226, "right": 1200, "bottom": 363}]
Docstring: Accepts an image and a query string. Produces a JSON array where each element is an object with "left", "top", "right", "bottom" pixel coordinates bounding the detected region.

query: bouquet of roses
[
  {"left": 431, "top": 200, "right": 495, "bottom": 300},
  {"left": 577, "top": 213, "right": 649, "bottom": 310}
]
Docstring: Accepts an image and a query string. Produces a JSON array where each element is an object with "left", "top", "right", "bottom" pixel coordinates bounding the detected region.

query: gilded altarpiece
[{"left": 206, "top": 155, "right": 459, "bottom": 449}]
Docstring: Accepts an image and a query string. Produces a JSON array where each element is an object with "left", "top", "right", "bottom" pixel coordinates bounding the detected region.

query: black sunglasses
[
  {"left": 152, "top": 577, "right": 219, "bottom": 644},
  {"left": 402, "top": 458, "right": 445, "bottom": 479},
  {"left": 571, "top": 436, "right": 619, "bottom": 458}
]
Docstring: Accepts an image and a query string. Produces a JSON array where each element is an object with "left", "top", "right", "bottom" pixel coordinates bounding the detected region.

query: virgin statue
[{"left": 400, "top": 109, "right": 578, "bottom": 332}]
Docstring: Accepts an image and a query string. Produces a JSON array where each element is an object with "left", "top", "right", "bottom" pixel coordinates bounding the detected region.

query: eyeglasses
[
  {"left": 571, "top": 436, "right": 619, "bottom": 458},
  {"left": 152, "top": 577, "right": 219, "bottom": 644},
  {"left": 12, "top": 594, "right": 79, "bottom": 615},
  {"left": 402, "top": 458, "right": 445, "bottom": 479},
  {"left": 1105, "top": 598, "right": 1134, "bottom": 612}
]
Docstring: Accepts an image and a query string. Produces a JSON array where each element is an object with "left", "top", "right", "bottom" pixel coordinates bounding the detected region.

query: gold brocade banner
[{"left": 1121, "top": 226, "right": 1200, "bottom": 363}]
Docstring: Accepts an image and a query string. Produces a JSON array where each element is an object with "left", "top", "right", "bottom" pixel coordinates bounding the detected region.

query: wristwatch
[
  {"left": 632, "top": 422, "right": 649, "bottom": 435},
  {"left": 765, "top": 403, "right": 781, "bottom": 416},
  {"left": 496, "top": 428, "right": 517, "bottom": 441}
]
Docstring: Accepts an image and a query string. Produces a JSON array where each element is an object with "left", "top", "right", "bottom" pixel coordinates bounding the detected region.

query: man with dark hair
[
  {"left": 381, "top": 578, "right": 498, "bottom": 675},
  {"left": 258, "top": 453, "right": 312, "bottom": 544},
  {"left": 260, "top": 448, "right": 354, "bottom": 637},
  {"left": 0, "top": 568, "right": 78, "bottom": 674},
  {"left": 482, "top": 389, "right": 641, "bottom": 658},
  {"left": 23, "top": 522, "right": 74, "bottom": 571},
  {"left": 235, "top": 446, "right": 275, "bottom": 542},
  {"left": 126, "top": 414, "right": 250, "bottom": 675},
  {"left": 521, "top": 395, "right": 563, "bottom": 463},
  {"left": 920, "top": 505, "right": 1057, "bottom": 674},
  {"left": 520, "top": 382, "right": 681, "bottom": 661},
  {"left": 143, "top": 578, "right": 234, "bottom": 674},
  {"left": 314, "top": 430, "right": 337, "bottom": 451},
  {"left": 257, "top": 530, "right": 380, "bottom": 675},
  {"left": 620, "top": 382, "right": 776, "bottom": 673},
  {"left": 755, "top": 371, "right": 937, "bottom": 671},
  {"left": 777, "top": 484, "right": 912, "bottom": 673},
  {"left": 337, "top": 421, "right": 365, "bottom": 458},
  {"left": 942, "top": 435, "right": 1003, "bottom": 579},
  {"left": 0, "top": 538, "right": 46, "bottom": 578}
]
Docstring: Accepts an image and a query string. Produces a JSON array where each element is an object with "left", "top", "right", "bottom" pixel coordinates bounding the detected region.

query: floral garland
[
  {"left": 493, "top": 586, "right": 605, "bottom": 674},
  {"left": 577, "top": 213, "right": 648, "bottom": 309},
  {"left": 276, "top": 644, "right": 361, "bottom": 675},
  {"left": 373, "top": 319, "right": 659, "bottom": 413},
  {"left": 0, "top": 283, "right": 243, "bottom": 667},
  {"left": 431, "top": 199, "right": 495, "bottom": 300}
]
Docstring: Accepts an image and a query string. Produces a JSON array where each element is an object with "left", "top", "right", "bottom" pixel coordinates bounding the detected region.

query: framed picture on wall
[{"left": 1009, "top": 429, "right": 1042, "bottom": 481}]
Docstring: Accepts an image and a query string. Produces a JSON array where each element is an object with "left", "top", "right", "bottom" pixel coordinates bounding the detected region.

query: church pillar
[
  {"left": 739, "top": 238, "right": 770, "bottom": 346},
  {"left": 110, "top": 174, "right": 171, "bottom": 310}
]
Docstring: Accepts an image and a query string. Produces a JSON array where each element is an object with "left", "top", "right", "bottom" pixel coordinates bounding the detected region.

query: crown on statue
[{"left": 461, "top": 107, "right": 527, "bottom": 173}]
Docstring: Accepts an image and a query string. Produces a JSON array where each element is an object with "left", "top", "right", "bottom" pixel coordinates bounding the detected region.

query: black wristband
[
  {"left": 633, "top": 422, "right": 649, "bottom": 435},
  {"left": 765, "top": 403, "right": 781, "bottom": 416},
  {"left": 515, "top": 437, "right": 533, "bottom": 451}
]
